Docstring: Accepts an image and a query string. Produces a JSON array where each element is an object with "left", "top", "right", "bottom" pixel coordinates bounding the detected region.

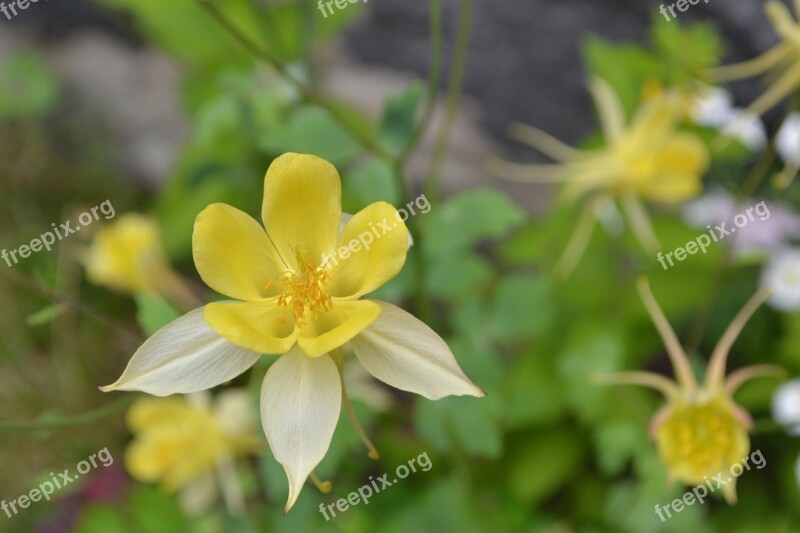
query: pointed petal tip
[{"left": 98, "top": 384, "right": 115, "bottom": 393}]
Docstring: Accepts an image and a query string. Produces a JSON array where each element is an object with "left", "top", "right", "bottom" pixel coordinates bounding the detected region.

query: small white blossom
[
  {"left": 776, "top": 112, "right": 800, "bottom": 167},
  {"left": 761, "top": 249, "right": 800, "bottom": 311}
]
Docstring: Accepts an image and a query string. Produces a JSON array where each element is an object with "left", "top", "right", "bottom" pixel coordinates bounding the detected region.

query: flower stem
[
  {"left": 423, "top": 0, "right": 474, "bottom": 203},
  {"left": 0, "top": 395, "right": 135, "bottom": 431},
  {"left": 397, "top": 0, "right": 443, "bottom": 165},
  {"left": 196, "top": 0, "right": 392, "bottom": 161},
  {"left": 331, "top": 350, "right": 379, "bottom": 460}
]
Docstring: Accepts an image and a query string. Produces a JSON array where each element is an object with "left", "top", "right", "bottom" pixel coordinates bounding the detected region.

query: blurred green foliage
[{"left": 1, "top": 3, "right": 799, "bottom": 533}]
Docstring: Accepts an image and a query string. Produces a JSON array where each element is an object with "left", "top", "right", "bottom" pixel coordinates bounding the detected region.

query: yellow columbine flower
[
  {"left": 490, "top": 78, "right": 708, "bottom": 277},
  {"left": 711, "top": 0, "right": 800, "bottom": 118},
  {"left": 84, "top": 213, "right": 195, "bottom": 308},
  {"left": 102, "top": 153, "right": 484, "bottom": 512},
  {"left": 126, "top": 391, "right": 260, "bottom": 516},
  {"left": 596, "top": 278, "right": 783, "bottom": 503}
]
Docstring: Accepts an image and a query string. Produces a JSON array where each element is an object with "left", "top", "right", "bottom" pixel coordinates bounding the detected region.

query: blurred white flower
[
  {"left": 761, "top": 249, "right": 800, "bottom": 311},
  {"left": 772, "top": 379, "right": 800, "bottom": 434},
  {"left": 776, "top": 113, "right": 800, "bottom": 168},
  {"left": 794, "top": 454, "right": 800, "bottom": 488},
  {"left": 691, "top": 85, "right": 767, "bottom": 151},
  {"left": 775, "top": 112, "right": 800, "bottom": 187},
  {"left": 692, "top": 86, "right": 733, "bottom": 127},
  {"left": 683, "top": 188, "right": 800, "bottom": 256}
]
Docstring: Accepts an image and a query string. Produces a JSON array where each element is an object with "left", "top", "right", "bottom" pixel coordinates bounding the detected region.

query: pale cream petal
[
  {"left": 261, "top": 348, "right": 341, "bottom": 513},
  {"left": 349, "top": 301, "right": 484, "bottom": 400},
  {"left": 101, "top": 308, "right": 261, "bottom": 396}
]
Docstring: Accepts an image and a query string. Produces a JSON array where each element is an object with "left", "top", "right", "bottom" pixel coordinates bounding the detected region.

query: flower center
[
  {"left": 655, "top": 397, "right": 747, "bottom": 482},
  {"left": 274, "top": 254, "right": 332, "bottom": 326}
]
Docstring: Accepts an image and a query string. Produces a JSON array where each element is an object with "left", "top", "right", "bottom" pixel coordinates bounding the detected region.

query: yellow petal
[
  {"left": 125, "top": 434, "right": 177, "bottom": 482},
  {"left": 298, "top": 299, "right": 381, "bottom": 357},
  {"left": 328, "top": 201, "right": 409, "bottom": 299},
  {"left": 84, "top": 213, "right": 172, "bottom": 295},
  {"left": 127, "top": 396, "right": 191, "bottom": 433},
  {"left": 642, "top": 135, "right": 707, "bottom": 202},
  {"left": 193, "top": 203, "right": 285, "bottom": 301},
  {"left": 262, "top": 153, "right": 342, "bottom": 265},
  {"left": 204, "top": 301, "right": 299, "bottom": 355}
]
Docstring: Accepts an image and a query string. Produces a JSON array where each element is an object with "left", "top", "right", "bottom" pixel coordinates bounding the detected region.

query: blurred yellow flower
[
  {"left": 596, "top": 278, "right": 783, "bottom": 503},
  {"left": 712, "top": 0, "right": 800, "bottom": 118},
  {"left": 491, "top": 78, "right": 708, "bottom": 277},
  {"left": 84, "top": 213, "right": 195, "bottom": 308},
  {"left": 85, "top": 213, "right": 172, "bottom": 294},
  {"left": 126, "top": 390, "right": 260, "bottom": 515},
  {"left": 102, "top": 152, "right": 484, "bottom": 512}
]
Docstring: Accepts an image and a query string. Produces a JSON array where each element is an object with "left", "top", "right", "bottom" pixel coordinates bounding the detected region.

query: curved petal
[
  {"left": 101, "top": 308, "right": 261, "bottom": 396},
  {"left": 349, "top": 301, "right": 484, "bottom": 399},
  {"left": 298, "top": 300, "right": 381, "bottom": 358},
  {"left": 328, "top": 201, "right": 410, "bottom": 299},
  {"left": 193, "top": 203, "right": 285, "bottom": 301},
  {"left": 204, "top": 301, "right": 298, "bottom": 355},
  {"left": 262, "top": 153, "right": 342, "bottom": 265},
  {"left": 261, "top": 348, "right": 341, "bottom": 513}
]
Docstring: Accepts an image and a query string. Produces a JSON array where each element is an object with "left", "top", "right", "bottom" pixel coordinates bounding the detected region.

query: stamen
[{"left": 272, "top": 256, "right": 332, "bottom": 326}]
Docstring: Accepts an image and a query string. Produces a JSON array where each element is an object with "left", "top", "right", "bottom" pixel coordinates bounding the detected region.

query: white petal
[
  {"left": 261, "top": 347, "right": 341, "bottom": 513},
  {"left": 101, "top": 307, "right": 261, "bottom": 396},
  {"left": 772, "top": 378, "right": 800, "bottom": 427},
  {"left": 691, "top": 85, "right": 734, "bottom": 127},
  {"left": 777, "top": 112, "right": 800, "bottom": 166},
  {"left": 722, "top": 110, "right": 767, "bottom": 151},
  {"left": 179, "top": 473, "right": 218, "bottom": 517},
  {"left": 349, "top": 301, "right": 484, "bottom": 400},
  {"left": 761, "top": 249, "right": 800, "bottom": 311}
]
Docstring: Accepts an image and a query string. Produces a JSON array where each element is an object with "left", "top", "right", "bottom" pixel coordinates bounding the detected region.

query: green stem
[
  {"left": 0, "top": 269, "right": 139, "bottom": 343},
  {"left": 0, "top": 395, "right": 135, "bottom": 431},
  {"left": 423, "top": 0, "right": 474, "bottom": 203},
  {"left": 197, "top": 0, "right": 392, "bottom": 161},
  {"left": 398, "top": 0, "right": 443, "bottom": 165},
  {"left": 685, "top": 146, "right": 776, "bottom": 354}
]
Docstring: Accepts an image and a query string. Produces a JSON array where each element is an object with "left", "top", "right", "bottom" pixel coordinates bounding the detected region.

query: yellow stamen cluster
[
  {"left": 275, "top": 256, "right": 332, "bottom": 326},
  {"left": 655, "top": 398, "right": 746, "bottom": 482}
]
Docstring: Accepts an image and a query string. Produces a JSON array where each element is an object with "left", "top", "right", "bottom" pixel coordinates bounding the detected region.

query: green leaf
[
  {"left": 378, "top": 83, "right": 424, "bottom": 154},
  {"left": 502, "top": 351, "right": 566, "bottom": 429},
  {"left": 415, "top": 395, "right": 503, "bottom": 459},
  {"left": 582, "top": 36, "right": 661, "bottom": 118},
  {"left": 135, "top": 294, "right": 181, "bottom": 335},
  {"left": 488, "top": 275, "right": 556, "bottom": 342},
  {"left": 420, "top": 189, "right": 525, "bottom": 255},
  {"left": 259, "top": 106, "right": 361, "bottom": 166},
  {"left": 508, "top": 427, "right": 585, "bottom": 505},
  {"left": 343, "top": 158, "right": 400, "bottom": 211},
  {"left": 425, "top": 252, "right": 493, "bottom": 301},
  {"left": 0, "top": 53, "right": 59, "bottom": 121},
  {"left": 25, "top": 304, "right": 65, "bottom": 327},
  {"left": 652, "top": 17, "right": 723, "bottom": 84}
]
